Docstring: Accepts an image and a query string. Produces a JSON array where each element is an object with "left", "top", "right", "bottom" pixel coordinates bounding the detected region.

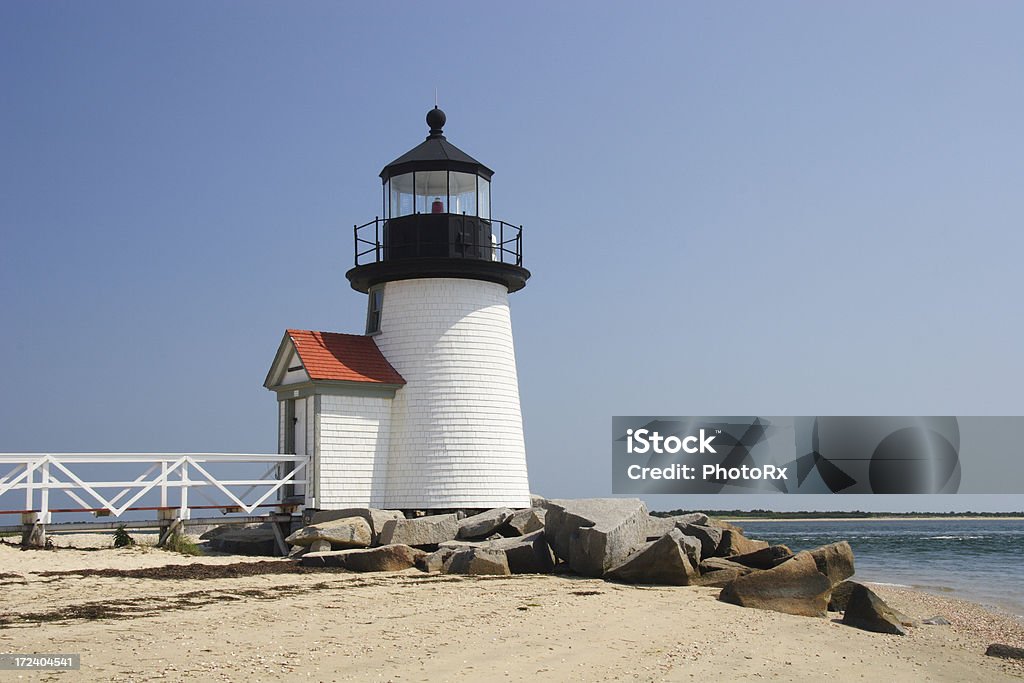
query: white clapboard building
[{"left": 265, "top": 108, "right": 532, "bottom": 511}]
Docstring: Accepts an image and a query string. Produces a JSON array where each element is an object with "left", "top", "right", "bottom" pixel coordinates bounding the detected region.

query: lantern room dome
[{"left": 379, "top": 107, "right": 494, "bottom": 180}]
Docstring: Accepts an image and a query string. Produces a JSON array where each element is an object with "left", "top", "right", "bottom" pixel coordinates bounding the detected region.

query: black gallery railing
[{"left": 353, "top": 215, "right": 523, "bottom": 267}]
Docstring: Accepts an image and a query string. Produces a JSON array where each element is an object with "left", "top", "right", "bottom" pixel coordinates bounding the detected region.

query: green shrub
[
  {"left": 113, "top": 524, "right": 135, "bottom": 548},
  {"left": 162, "top": 529, "right": 202, "bottom": 556}
]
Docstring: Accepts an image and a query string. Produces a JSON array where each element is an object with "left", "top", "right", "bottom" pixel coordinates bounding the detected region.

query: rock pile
[{"left": 276, "top": 497, "right": 910, "bottom": 635}]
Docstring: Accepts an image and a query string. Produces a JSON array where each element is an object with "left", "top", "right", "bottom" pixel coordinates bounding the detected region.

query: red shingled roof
[{"left": 287, "top": 329, "right": 405, "bottom": 385}]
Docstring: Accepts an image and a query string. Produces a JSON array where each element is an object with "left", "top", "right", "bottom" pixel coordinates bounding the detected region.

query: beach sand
[{"left": 1, "top": 539, "right": 1022, "bottom": 682}]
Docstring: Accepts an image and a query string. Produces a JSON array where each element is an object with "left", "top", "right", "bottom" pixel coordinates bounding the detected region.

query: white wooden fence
[{"left": 0, "top": 453, "right": 309, "bottom": 523}]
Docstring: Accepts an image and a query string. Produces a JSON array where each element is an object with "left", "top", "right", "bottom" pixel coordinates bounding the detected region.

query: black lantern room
[{"left": 346, "top": 108, "right": 530, "bottom": 293}]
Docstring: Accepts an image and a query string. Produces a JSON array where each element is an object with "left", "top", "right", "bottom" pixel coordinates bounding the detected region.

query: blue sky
[{"left": 2, "top": 2, "right": 1022, "bottom": 512}]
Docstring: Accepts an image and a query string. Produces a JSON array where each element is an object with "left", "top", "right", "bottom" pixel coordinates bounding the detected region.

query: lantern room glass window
[
  {"left": 385, "top": 171, "right": 491, "bottom": 218},
  {"left": 388, "top": 174, "right": 414, "bottom": 218},
  {"left": 449, "top": 172, "right": 477, "bottom": 216},
  {"left": 414, "top": 170, "right": 448, "bottom": 214},
  {"left": 478, "top": 177, "right": 490, "bottom": 219}
]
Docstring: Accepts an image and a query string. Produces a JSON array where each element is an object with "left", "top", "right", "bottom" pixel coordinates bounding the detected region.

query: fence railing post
[
  {"left": 160, "top": 460, "right": 168, "bottom": 508},
  {"left": 24, "top": 459, "right": 33, "bottom": 512},
  {"left": 40, "top": 458, "right": 50, "bottom": 524},
  {"left": 179, "top": 457, "right": 189, "bottom": 520}
]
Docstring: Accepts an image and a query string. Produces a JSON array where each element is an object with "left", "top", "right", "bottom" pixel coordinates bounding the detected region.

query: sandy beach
[{"left": 1, "top": 538, "right": 1022, "bottom": 682}]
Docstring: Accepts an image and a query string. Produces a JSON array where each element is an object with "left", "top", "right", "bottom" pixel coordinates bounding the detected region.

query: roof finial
[
  {"left": 434, "top": 87, "right": 438, "bottom": 108},
  {"left": 426, "top": 105, "right": 446, "bottom": 139}
]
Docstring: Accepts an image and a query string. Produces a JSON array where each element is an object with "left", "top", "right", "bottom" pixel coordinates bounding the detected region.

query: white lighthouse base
[{"left": 374, "top": 277, "right": 531, "bottom": 509}]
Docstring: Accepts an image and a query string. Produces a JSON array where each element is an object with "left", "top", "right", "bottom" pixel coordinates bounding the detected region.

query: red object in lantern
[{"left": 431, "top": 198, "right": 444, "bottom": 213}]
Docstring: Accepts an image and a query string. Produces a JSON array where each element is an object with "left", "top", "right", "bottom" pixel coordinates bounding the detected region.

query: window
[
  {"left": 388, "top": 174, "right": 414, "bottom": 218},
  {"left": 478, "top": 176, "right": 490, "bottom": 219},
  {"left": 366, "top": 288, "right": 384, "bottom": 334},
  {"left": 449, "top": 171, "right": 478, "bottom": 216},
  {"left": 414, "top": 170, "right": 448, "bottom": 214}
]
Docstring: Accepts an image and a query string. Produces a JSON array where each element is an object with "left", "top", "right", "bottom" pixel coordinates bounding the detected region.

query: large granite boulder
[
  {"left": 307, "top": 508, "right": 405, "bottom": 544},
  {"left": 378, "top": 514, "right": 459, "bottom": 548},
  {"left": 715, "top": 529, "right": 770, "bottom": 557},
  {"left": 678, "top": 533, "right": 702, "bottom": 567},
  {"left": 809, "top": 541, "right": 855, "bottom": 586},
  {"left": 545, "top": 498, "right": 649, "bottom": 578},
  {"left": 728, "top": 545, "right": 793, "bottom": 570},
  {"left": 301, "top": 544, "right": 425, "bottom": 572},
  {"left": 435, "top": 532, "right": 554, "bottom": 574},
  {"left": 841, "top": 583, "right": 909, "bottom": 635},
  {"left": 489, "top": 531, "right": 555, "bottom": 574},
  {"left": 457, "top": 508, "right": 514, "bottom": 539},
  {"left": 644, "top": 512, "right": 709, "bottom": 539},
  {"left": 718, "top": 551, "right": 832, "bottom": 617},
  {"left": 285, "top": 517, "right": 372, "bottom": 549},
  {"left": 607, "top": 528, "right": 698, "bottom": 585},
  {"left": 679, "top": 523, "right": 723, "bottom": 558},
  {"left": 503, "top": 507, "right": 546, "bottom": 536},
  {"left": 695, "top": 557, "right": 756, "bottom": 587},
  {"left": 828, "top": 580, "right": 858, "bottom": 612},
  {"left": 443, "top": 546, "right": 511, "bottom": 576},
  {"left": 418, "top": 547, "right": 460, "bottom": 573},
  {"left": 707, "top": 518, "right": 744, "bottom": 533}
]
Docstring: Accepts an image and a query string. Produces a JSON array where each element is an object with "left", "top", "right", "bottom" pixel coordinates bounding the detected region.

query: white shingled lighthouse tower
[{"left": 265, "top": 108, "right": 531, "bottom": 512}]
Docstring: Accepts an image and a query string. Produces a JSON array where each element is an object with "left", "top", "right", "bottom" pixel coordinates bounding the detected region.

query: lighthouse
[{"left": 264, "top": 108, "right": 532, "bottom": 512}]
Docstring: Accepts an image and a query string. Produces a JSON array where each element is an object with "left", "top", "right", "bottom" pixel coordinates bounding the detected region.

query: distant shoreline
[{"left": 725, "top": 516, "right": 1024, "bottom": 522}]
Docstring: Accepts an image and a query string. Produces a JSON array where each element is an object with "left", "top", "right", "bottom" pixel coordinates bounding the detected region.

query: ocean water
[{"left": 738, "top": 519, "right": 1024, "bottom": 618}]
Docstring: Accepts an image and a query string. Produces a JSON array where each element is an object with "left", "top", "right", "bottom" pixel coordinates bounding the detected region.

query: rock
[
  {"left": 922, "top": 616, "right": 951, "bottom": 626},
  {"left": 644, "top": 516, "right": 675, "bottom": 540},
  {"left": 678, "top": 533, "right": 702, "bottom": 567},
  {"left": 443, "top": 546, "right": 511, "bottom": 576},
  {"left": 644, "top": 513, "right": 710, "bottom": 540},
  {"left": 309, "top": 539, "right": 331, "bottom": 553},
  {"left": 285, "top": 517, "right": 372, "bottom": 549},
  {"left": 828, "top": 580, "right": 858, "bottom": 612},
  {"left": 679, "top": 524, "right": 723, "bottom": 558},
  {"left": 607, "top": 528, "right": 698, "bottom": 585},
  {"left": 719, "top": 551, "right": 832, "bottom": 617},
  {"left": 378, "top": 514, "right": 459, "bottom": 548},
  {"left": 437, "top": 532, "right": 553, "bottom": 574},
  {"left": 287, "top": 544, "right": 307, "bottom": 558},
  {"left": 809, "top": 541, "right": 855, "bottom": 586},
  {"left": 503, "top": 507, "right": 546, "bottom": 536},
  {"left": 307, "top": 508, "right": 404, "bottom": 544},
  {"left": 301, "top": 544, "right": 425, "bottom": 572},
  {"left": 695, "top": 557, "right": 756, "bottom": 588},
  {"left": 207, "top": 527, "right": 278, "bottom": 556},
  {"left": 544, "top": 498, "right": 649, "bottom": 578},
  {"left": 457, "top": 508, "right": 514, "bottom": 539},
  {"left": 986, "top": 643, "right": 1024, "bottom": 660},
  {"left": 841, "top": 584, "right": 908, "bottom": 635},
  {"left": 418, "top": 547, "right": 460, "bottom": 573},
  {"left": 530, "top": 494, "right": 548, "bottom": 508},
  {"left": 729, "top": 545, "right": 794, "bottom": 570},
  {"left": 489, "top": 531, "right": 555, "bottom": 574},
  {"left": 700, "top": 556, "right": 755, "bottom": 572},
  {"left": 707, "top": 518, "right": 744, "bottom": 533},
  {"left": 716, "top": 529, "right": 769, "bottom": 557}
]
